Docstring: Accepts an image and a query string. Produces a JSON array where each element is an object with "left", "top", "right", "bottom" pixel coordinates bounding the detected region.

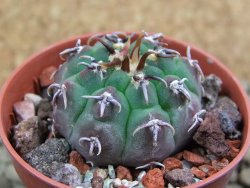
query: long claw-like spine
[
  {"left": 78, "top": 55, "right": 107, "bottom": 80},
  {"left": 79, "top": 137, "right": 102, "bottom": 156},
  {"left": 82, "top": 91, "right": 121, "bottom": 117},
  {"left": 133, "top": 116, "right": 175, "bottom": 147},
  {"left": 59, "top": 39, "right": 85, "bottom": 60},
  {"left": 186, "top": 46, "right": 205, "bottom": 81},
  {"left": 136, "top": 161, "right": 165, "bottom": 170},
  {"left": 47, "top": 83, "right": 67, "bottom": 109},
  {"left": 169, "top": 78, "right": 191, "bottom": 102},
  {"left": 188, "top": 109, "right": 206, "bottom": 132}
]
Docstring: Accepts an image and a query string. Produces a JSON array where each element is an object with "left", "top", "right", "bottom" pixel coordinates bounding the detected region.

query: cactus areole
[{"left": 49, "top": 32, "right": 206, "bottom": 167}]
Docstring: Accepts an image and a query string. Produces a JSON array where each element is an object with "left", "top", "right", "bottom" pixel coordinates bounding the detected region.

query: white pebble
[
  {"left": 13, "top": 100, "right": 35, "bottom": 122},
  {"left": 24, "top": 93, "right": 42, "bottom": 108}
]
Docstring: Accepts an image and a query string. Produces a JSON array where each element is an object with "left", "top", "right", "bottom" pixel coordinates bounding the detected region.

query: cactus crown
[{"left": 49, "top": 32, "right": 205, "bottom": 167}]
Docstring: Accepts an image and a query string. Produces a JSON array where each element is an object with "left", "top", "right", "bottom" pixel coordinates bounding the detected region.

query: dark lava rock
[
  {"left": 37, "top": 99, "right": 53, "bottom": 120},
  {"left": 50, "top": 162, "right": 82, "bottom": 186},
  {"left": 193, "top": 112, "right": 230, "bottom": 157},
  {"left": 165, "top": 168, "right": 194, "bottom": 187},
  {"left": 24, "top": 138, "right": 70, "bottom": 177},
  {"left": 202, "top": 74, "right": 222, "bottom": 109},
  {"left": 12, "top": 116, "right": 48, "bottom": 156},
  {"left": 213, "top": 97, "right": 242, "bottom": 139}
]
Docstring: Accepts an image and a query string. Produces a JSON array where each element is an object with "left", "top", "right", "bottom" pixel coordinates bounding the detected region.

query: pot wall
[{"left": 0, "top": 34, "right": 249, "bottom": 188}]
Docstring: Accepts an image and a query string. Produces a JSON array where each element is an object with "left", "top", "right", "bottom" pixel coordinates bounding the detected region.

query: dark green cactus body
[{"left": 50, "top": 33, "right": 204, "bottom": 167}]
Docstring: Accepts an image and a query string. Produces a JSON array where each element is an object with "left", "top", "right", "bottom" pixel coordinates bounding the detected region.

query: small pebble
[
  {"left": 182, "top": 160, "right": 192, "bottom": 169},
  {"left": 163, "top": 157, "right": 183, "bottom": 171},
  {"left": 198, "top": 165, "right": 217, "bottom": 177},
  {"left": 24, "top": 93, "right": 42, "bottom": 108},
  {"left": 94, "top": 168, "right": 108, "bottom": 179},
  {"left": 212, "top": 158, "right": 229, "bottom": 170},
  {"left": 113, "top": 178, "right": 122, "bottom": 186},
  {"left": 83, "top": 170, "right": 94, "bottom": 183},
  {"left": 183, "top": 150, "right": 209, "bottom": 166},
  {"left": 173, "top": 152, "right": 183, "bottom": 160},
  {"left": 193, "top": 177, "right": 201, "bottom": 183},
  {"left": 229, "top": 143, "right": 240, "bottom": 159},
  {"left": 142, "top": 168, "right": 164, "bottom": 188},
  {"left": 50, "top": 162, "right": 82, "bottom": 187},
  {"left": 69, "top": 151, "right": 90, "bottom": 175},
  {"left": 165, "top": 168, "right": 194, "bottom": 187},
  {"left": 108, "top": 165, "right": 116, "bottom": 179},
  {"left": 116, "top": 165, "right": 133, "bottom": 181},
  {"left": 92, "top": 176, "right": 104, "bottom": 188},
  {"left": 227, "top": 140, "right": 241, "bottom": 149},
  {"left": 191, "top": 167, "right": 206, "bottom": 180},
  {"left": 103, "top": 178, "right": 114, "bottom": 188},
  {"left": 13, "top": 100, "right": 35, "bottom": 122}
]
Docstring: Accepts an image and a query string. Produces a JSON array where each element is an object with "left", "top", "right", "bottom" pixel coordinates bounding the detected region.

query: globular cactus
[{"left": 48, "top": 32, "right": 206, "bottom": 167}]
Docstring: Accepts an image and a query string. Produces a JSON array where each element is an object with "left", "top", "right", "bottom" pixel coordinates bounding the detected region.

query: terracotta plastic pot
[{"left": 0, "top": 33, "right": 250, "bottom": 188}]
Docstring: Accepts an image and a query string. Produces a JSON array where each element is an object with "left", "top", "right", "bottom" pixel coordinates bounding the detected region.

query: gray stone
[
  {"left": 24, "top": 93, "right": 43, "bottom": 108},
  {"left": 50, "top": 162, "right": 82, "bottom": 187},
  {"left": 13, "top": 100, "right": 35, "bottom": 122},
  {"left": 165, "top": 168, "right": 194, "bottom": 187},
  {"left": 239, "top": 168, "right": 250, "bottom": 186},
  {"left": 202, "top": 74, "right": 222, "bottom": 109},
  {"left": 213, "top": 97, "right": 242, "bottom": 139},
  {"left": 12, "top": 116, "right": 49, "bottom": 156},
  {"left": 37, "top": 99, "right": 53, "bottom": 120},
  {"left": 23, "top": 138, "right": 70, "bottom": 177}
]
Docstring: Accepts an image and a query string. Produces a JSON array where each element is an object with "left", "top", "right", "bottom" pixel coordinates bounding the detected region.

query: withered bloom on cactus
[{"left": 48, "top": 32, "right": 206, "bottom": 167}]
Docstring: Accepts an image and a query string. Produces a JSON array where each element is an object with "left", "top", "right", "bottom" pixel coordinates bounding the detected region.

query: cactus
[{"left": 48, "top": 32, "right": 205, "bottom": 167}]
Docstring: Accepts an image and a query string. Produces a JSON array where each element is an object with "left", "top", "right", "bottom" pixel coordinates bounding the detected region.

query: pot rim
[{"left": 0, "top": 33, "right": 250, "bottom": 188}]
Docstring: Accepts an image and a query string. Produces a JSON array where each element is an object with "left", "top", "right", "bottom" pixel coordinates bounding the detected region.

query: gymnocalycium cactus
[{"left": 48, "top": 32, "right": 206, "bottom": 167}]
